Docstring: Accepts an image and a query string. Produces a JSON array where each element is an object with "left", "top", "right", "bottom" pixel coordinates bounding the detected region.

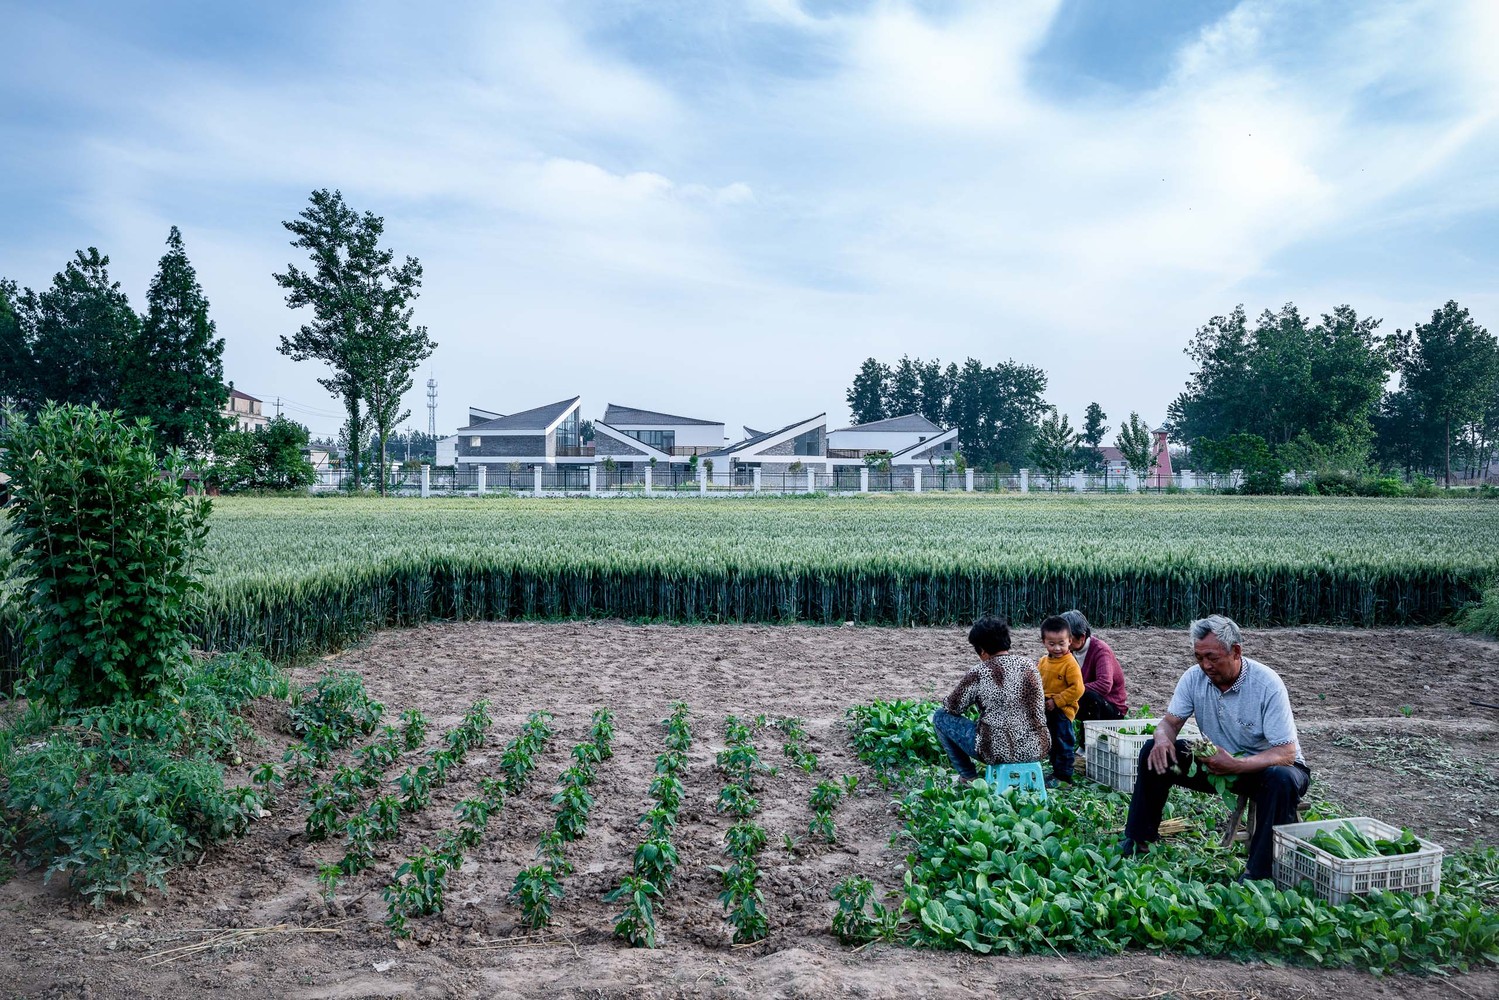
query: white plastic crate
[
  {"left": 1081, "top": 717, "right": 1201, "bottom": 794},
  {"left": 1272, "top": 817, "right": 1443, "bottom": 905}
]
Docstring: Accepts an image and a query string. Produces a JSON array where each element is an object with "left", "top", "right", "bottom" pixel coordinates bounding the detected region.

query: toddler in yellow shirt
[{"left": 1038, "top": 615, "right": 1085, "bottom": 784}]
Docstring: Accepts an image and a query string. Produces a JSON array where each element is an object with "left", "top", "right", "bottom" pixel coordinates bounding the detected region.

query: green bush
[
  {"left": 0, "top": 403, "right": 210, "bottom": 710},
  {"left": 1460, "top": 585, "right": 1499, "bottom": 638},
  {"left": 0, "top": 651, "right": 284, "bottom": 905}
]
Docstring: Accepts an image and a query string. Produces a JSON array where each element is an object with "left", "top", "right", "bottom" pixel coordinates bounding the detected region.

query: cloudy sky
[{"left": 4, "top": 0, "right": 1497, "bottom": 441}]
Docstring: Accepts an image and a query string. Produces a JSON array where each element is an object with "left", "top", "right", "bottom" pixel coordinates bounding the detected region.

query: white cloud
[{"left": 4, "top": 0, "right": 1499, "bottom": 436}]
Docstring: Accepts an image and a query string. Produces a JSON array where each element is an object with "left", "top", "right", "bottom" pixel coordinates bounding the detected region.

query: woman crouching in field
[{"left": 931, "top": 617, "right": 1051, "bottom": 780}]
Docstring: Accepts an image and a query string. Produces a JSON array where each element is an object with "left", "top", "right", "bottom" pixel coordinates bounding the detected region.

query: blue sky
[{"left": 3, "top": 0, "right": 1497, "bottom": 440}]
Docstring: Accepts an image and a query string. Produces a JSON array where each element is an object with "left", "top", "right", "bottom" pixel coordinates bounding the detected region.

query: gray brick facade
[
  {"left": 458, "top": 434, "right": 547, "bottom": 458},
  {"left": 595, "top": 434, "right": 647, "bottom": 457}
]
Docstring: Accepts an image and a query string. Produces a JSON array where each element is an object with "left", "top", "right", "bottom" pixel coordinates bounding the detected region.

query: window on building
[
  {"left": 792, "top": 427, "right": 823, "bottom": 456},
  {"left": 554, "top": 410, "right": 582, "bottom": 452},
  {"left": 944, "top": 441, "right": 952, "bottom": 451},
  {"left": 470, "top": 436, "right": 481, "bottom": 448},
  {"left": 627, "top": 429, "right": 675, "bottom": 450}
]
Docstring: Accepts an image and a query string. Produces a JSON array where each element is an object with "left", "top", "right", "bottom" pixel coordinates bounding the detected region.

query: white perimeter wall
[{"left": 437, "top": 436, "right": 457, "bottom": 466}]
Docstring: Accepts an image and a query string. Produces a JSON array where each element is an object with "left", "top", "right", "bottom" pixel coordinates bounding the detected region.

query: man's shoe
[
  {"left": 1117, "top": 836, "right": 1147, "bottom": 858},
  {"left": 1044, "top": 777, "right": 1060, "bottom": 789}
]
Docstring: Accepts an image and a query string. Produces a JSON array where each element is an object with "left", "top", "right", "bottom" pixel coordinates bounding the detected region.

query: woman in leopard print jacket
[{"left": 932, "top": 617, "right": 1050, "bottom": 779}]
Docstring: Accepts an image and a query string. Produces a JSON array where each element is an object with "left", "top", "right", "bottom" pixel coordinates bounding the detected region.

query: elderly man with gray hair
[{"left": 1119, "top": 615, "right": 1310, "bottom": 881}]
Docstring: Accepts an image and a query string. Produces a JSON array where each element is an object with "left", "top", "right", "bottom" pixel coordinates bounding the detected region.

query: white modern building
[{"left": 828, "top": 413, "right": 957, "bottom": 460}]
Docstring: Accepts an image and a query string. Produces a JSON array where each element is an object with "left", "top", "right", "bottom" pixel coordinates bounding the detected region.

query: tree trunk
[
  {"left": 345, "top": 394, "right": 362, "bottom": 491},
  {"left": 1445, "top": 414, "right": 1451, "bottom": 488},
  {"left": 379, "top": 433, "right": 388, "bottom": 497}
]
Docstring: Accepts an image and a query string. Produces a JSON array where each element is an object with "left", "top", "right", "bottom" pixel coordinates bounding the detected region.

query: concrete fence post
[
  {"left": 588, "top": 465, "right": 597, "bottom": 497},
  {"left": 753, "top": 468, "right": 761, "bottom": 494},
  {"left": 477, "top": 465, "right": 486, "bottom": 495},
  {"left": 965, "top": 468, "right": 974, "bottom": 492},
  {"left": 1073, "top": 471, "right": 1085, "bottom": 493},
  {"left": 806, "top": 469, "right": 815, "bottom": 494},
  {"left": 1020, "top": 468, "right": 1029, "bottom": 493},
  {"left": 421, "top": 464, "right": 431, "bottom": 498},
  {"left": 1126, "top": 471, "right": 1139, "bottom": 493},
  {"left": 533, "top": 465, "right": 542, "bottom": 497},
  {"left": 913, "top": 468, "right": 922, "bottom": 493},
  {"left": 860, "top": 466, "right": 869, "bottom": 493},
  {"left": 644, "top": 465, "right": 653, "bottom": 494},
  {"left": 698, "top": 466, "right": 707, "bottom": 495}
]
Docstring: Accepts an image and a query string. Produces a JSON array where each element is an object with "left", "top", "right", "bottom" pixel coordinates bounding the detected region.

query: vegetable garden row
[
  {"left": 6, "top": 495, "right": 1496, "bottom": 683},
  {"left": 2, "top": 661, "right": 1494, "bottom": 974}
]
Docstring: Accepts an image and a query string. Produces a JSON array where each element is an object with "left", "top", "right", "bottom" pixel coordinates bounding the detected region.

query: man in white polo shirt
[{"left": 1118, "top": 615, "right": 1310, "bottom": 881}]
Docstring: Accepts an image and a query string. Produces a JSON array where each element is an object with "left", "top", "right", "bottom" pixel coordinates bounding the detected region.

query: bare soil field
[{"left": 2, "top": 622, "right": 1496, "bottom": 999}]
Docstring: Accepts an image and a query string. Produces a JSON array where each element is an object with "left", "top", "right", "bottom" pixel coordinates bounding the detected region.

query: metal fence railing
[{"left": 310, "top": 464, "right": 1261, "bottom": 496}]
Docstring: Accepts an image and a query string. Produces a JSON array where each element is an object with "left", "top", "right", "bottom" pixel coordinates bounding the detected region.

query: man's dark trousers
[{"left": 1124, "top": 738, "right": 1310, "bottom": 880}]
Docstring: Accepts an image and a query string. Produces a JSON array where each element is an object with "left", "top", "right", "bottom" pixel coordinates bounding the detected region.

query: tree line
[
  {"left": 1170, "top": 300, "right": 1498, "bottom": 486},
  {"left": 845, "top": 356, "right": 1157, "bottom": 478},
  {"left": 846, "top": 298, "right": 1498, "bottom": 488},
  {"left": 0, "top": 189, "right": 435, "bottom": 495}
]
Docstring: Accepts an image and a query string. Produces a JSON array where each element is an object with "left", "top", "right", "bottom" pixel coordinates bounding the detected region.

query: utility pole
[
  {"left": 274, "top": 396, "right": 283, "bottom": 418},
  {"left": 426, "top": 375, "right": 438, "bottom": 461}
]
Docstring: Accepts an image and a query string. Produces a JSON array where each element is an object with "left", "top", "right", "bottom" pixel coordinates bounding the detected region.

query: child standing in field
[{"left": 1038, "top": 615, "right": 1085, "bottom": 786}]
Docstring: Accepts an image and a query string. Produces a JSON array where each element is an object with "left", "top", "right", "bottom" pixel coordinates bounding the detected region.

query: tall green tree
[
  {"left": 275, "top": 189, "right": 431, "bottom": 492},
  {"left": 121, "top": 227, "right": 231, "bottom": 456},
  {"left": 1082, "top": 403, "right": 1107, "bottom": 448},
  {"left": 0, "top": 278, "right": 29, "bottom": 410},
  {"left": 1114, "top": 412, "right": 1155, "bottom": 479},
  {"left": 1080, "top": 402, "right": 1108, "bottom": 472},
  {"left": 917, "top": 358, "right": 948, "bottom": 425},
  {"left": 846, "top": 358, "right": 889, "bottom": 425},
  {"left": 1389, "top": 301, "right": 1499, "bottom": 486},
  {"left": 1029, "top": 408, "right": 1079, "bottom": 483},
  {"left": 14, "top": 249, "right": 139, "bottom": 411},
  {"left": 1171, "top": 303, "right": 1393, "bottom": 469},
  {"left": 359, "top": 317, "right": 435, "bottom": 495},
  {"left": 887, "top": 355, "right": 921, "bottom": 416}
]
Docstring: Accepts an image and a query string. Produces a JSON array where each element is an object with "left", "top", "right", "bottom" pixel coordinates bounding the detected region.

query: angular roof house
[
  {"left": 598, "top": 403, "right": 725, "bottom": 460},
  {"left": 829, "top": 413, "right": 957, "bottom": 462},
  {"left": 456, "top": 396, "right": 589, "bottom": 466},
  {"left": 702, "top": 414, "right": 826, "bottom": 482}
]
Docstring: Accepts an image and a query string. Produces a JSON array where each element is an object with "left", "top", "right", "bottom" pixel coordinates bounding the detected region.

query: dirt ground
[{"left": 2, "top": 622, "right": 1496, "bottom": 999}]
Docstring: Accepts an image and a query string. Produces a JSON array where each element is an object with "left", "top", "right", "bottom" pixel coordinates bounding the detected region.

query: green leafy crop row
[
  {"left": 509, "top": 709, "right": 614, "bottom": 930},
  {"left": 608, "top": 701, "right": 692, "bottom": 948}
]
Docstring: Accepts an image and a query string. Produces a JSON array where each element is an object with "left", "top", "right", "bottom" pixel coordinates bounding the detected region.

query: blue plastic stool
[{"left": 984, "top": 761, "right": 1048, "bottom": 801}]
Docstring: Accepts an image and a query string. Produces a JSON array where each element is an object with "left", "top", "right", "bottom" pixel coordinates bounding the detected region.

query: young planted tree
[
  {"left": 274, "top": 189, "right": 434, "bottom": 493},
  {"left": 1081, "top": 402, "right": 1108, "bottom": 473},
  {"left": 1029, "top": 408, "right": 1079, "bottom": 484},
  {"left": 359, "top": 319, "right": 435, "bottom": 496},
  {"left": 123, "top": 227, "right": 231, "bottom": 456},
  {"left": 1114, "top": 412, "right": 1156, "bottom": 482}
]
